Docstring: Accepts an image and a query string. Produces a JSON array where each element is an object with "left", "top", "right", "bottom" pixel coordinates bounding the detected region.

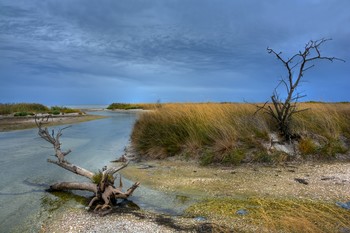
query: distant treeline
[
  {"left": 107, "top": 102, "right": 160, "bottom": 110},
  {"left": 0, "top": 103, "right": 82, "bottom": 116}
]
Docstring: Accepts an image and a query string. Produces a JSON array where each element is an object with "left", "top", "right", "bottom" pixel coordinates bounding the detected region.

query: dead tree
[
  {"left": 35, "top": 117, "right": 140, "bottom": 213},
  {"left": 257, "top": 38, "right": 345, "bottom": 141}
]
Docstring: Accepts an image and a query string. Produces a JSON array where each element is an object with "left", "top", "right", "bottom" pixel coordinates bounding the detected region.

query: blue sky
[{"left": 0, "top": 0, "right": 349, "bottom": 105}]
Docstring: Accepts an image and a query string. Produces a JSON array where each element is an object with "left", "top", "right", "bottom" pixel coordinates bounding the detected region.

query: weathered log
[{"left": 50, "top": 182, "right": 97, "bottom": 193}]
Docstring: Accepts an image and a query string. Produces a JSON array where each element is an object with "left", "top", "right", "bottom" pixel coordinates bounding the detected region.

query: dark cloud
[{"left": 0, "top": 0, "right": 349, "bottom": 105}]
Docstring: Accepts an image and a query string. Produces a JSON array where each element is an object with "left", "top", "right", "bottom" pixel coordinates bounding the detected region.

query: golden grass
[
  {"left": 186, "top": 197, "right": 350, "bottom": 233},
  {"left": 294, "top": 102, "right": 350, "bottom": 138},
  {"left": 131, "top": 102, "right": 350, "bottom": 163}
]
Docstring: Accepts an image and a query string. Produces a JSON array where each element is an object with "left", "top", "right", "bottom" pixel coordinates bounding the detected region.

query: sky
[{"left": 0, "top": 0, "right": 349, "bottom": 105}]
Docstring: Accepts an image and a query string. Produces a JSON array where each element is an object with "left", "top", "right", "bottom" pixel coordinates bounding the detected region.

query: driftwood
[{"left": 35, "top": 116, "right": 140, "bottom": 213}]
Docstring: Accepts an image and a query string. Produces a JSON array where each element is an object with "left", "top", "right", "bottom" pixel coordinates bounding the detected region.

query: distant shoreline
[{"left": 0, "top": 113, "right": 106, "bottom": 132}]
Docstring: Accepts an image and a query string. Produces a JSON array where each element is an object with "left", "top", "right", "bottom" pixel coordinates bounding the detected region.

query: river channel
[{"left": 0, "top": 111, "right": 191, "bottom": 232}]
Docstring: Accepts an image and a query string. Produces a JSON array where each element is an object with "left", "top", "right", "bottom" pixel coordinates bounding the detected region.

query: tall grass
[
  {"left": 0, "top": 103, "right": 49, "bottom": 115},
  {"left": 132, "top": 103, "right": 271, "bottom": 163},
  {"left": 131, "top": 102, "right": 350, "bottom": 164},
  {"left": 0, "top": 103, "right": 82, "bottom": 115}
]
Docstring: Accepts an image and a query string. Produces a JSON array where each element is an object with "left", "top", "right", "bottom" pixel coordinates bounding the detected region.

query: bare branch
[
  {"left": 47, "top": 159, "right": 94, "bottom": 179},
  {"left": 103, "top": 161, "right": 130, "bottom": 176},
  {"left": 261, "top": 38, "right": 345, "bottom": 140}
]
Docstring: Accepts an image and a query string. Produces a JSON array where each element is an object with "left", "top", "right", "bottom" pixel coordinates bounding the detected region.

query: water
[{"left": 0, "top": 111, "right": 192, "bottom": 232}]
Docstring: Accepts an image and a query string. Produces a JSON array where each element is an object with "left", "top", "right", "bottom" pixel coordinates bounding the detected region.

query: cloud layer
[{"left": 1, "top": 0, "right": 349, "bottom": 104}]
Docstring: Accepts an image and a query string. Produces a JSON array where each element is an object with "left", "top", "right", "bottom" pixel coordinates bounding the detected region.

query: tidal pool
[{"left": 0, "top": 111, "right": 191, "bottom": 232}]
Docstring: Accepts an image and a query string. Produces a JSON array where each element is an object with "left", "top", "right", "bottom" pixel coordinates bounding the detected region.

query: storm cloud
[{"left": 1, "top": 0, "right": 349, "bottom": 105}]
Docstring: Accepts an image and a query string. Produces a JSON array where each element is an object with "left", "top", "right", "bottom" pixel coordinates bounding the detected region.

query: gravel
[{"left": 40, "top": 209, "right": 202, "bottom": 233}]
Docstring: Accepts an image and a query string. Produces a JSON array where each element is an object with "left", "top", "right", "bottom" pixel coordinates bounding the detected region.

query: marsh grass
[
  {"left": 0, "top": 103, "right": 82, "bottom": 115},
  {"left": 107, "top": 102, "right": 159, "bottom": 110},
  {"left": 131, "top": 102, "right": 350, "bottom": 164},
  {"left": 185, "top": 197, "right": 350, "bottom": 233},
  {"left": 49, "top": 106, "right": 82, "bottom": 115},
  {"left": 0, "top": 103, "right": 49, "bottom": 115}
]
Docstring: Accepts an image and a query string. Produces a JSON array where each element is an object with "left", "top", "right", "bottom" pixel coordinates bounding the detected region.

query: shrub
[
  {"left": 319, "top": 139, "right": 347, "bottom": 158},
  {"left": 200, "top": 149, "right": 215, "bottom": 166},
  {"left": 14, "top": 112, "right": 29, "bottom": 117},
  {"left": 222, "top": 149, "right": 245, "bottom": 165},
  {"left": 51, "top": 110, "right": 60, "bottom": 115},
  {"left": 298, "top": 138, "right": 318, "bottom": 156}
]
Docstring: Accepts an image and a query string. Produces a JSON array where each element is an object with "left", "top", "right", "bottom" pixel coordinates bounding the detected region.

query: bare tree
[
  {"left": 257, "top": 38, "right": 345, "bottom": 140},
  {"left": 36, "top": 117, "right": 140, "bottom": 214}
]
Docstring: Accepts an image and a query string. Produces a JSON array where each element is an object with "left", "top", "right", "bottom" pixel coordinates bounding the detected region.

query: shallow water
[{"left": 0, "top": 111, "right": 191, "bottom": 232}]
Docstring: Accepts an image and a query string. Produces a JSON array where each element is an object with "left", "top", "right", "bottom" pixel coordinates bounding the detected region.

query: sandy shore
[
  {"left": 39, "top": 157, "right": 350, "bottom": 233},
  {"left": 40, "top": 208, "right": 218, "bottom": 233},
  {"left": 121, "top": 159, "right": 350, "bottom": 201},
  {"left": 0, "top": 113, "right": 106, "bottom": 132}
]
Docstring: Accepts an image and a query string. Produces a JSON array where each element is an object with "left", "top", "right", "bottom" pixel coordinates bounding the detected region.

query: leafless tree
[
  {"left": 35, "top": 117, "right": 140, "bottom": 214},
  {"left": 257, "top": 38, "right": 345, "bottom": 140}
]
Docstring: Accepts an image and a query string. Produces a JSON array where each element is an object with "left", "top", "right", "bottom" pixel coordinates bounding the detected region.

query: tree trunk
[{"left": 50, "top": 182, "right": 97, "bottom": 193}]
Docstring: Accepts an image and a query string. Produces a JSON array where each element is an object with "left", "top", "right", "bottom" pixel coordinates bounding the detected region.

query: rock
[
  {"left": 236, "top": 209, "right": 249, "bottom": 215},
  {"left": 294, "top": 178, "right": 308, "bottom": 185},
  {"left": 321, "top": 176, "right": 335, "bottom": 181},
  {"left": 138, "top": 164, "right": 155, "bottom": 169},
  {"left": 336, "top": 201, "right": 350, "bottom": 210},
  {"left": 195, "top": 216, "right": 207, "bottom": 221},
  {"left": 340, "top": 227, "right": 350, "bottom": 233}
]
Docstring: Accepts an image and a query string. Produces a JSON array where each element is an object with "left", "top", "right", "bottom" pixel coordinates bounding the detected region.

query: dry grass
[
  {"left": 131, "top": 102, "right": 350, "bottom": 164},
  {"left": 186, "top": 197, "right": 350, "bottom": 233},
  {"left": 294, "top": 102, "right": 350, "bottom": 139}
]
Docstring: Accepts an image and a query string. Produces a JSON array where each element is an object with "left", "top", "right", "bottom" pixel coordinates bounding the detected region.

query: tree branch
[{"left": 47, "top": 159, "right": 94, "bottom": 179}]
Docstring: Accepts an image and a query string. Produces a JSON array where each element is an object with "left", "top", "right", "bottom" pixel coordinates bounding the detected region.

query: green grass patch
[{"left": 91, "top": 171, "right": 114, "bottom": 184}]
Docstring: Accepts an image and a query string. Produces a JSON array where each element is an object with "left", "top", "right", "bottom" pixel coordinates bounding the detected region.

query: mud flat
[{"left": 120, "top": 158, "right": 350, "bottom": 232}]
